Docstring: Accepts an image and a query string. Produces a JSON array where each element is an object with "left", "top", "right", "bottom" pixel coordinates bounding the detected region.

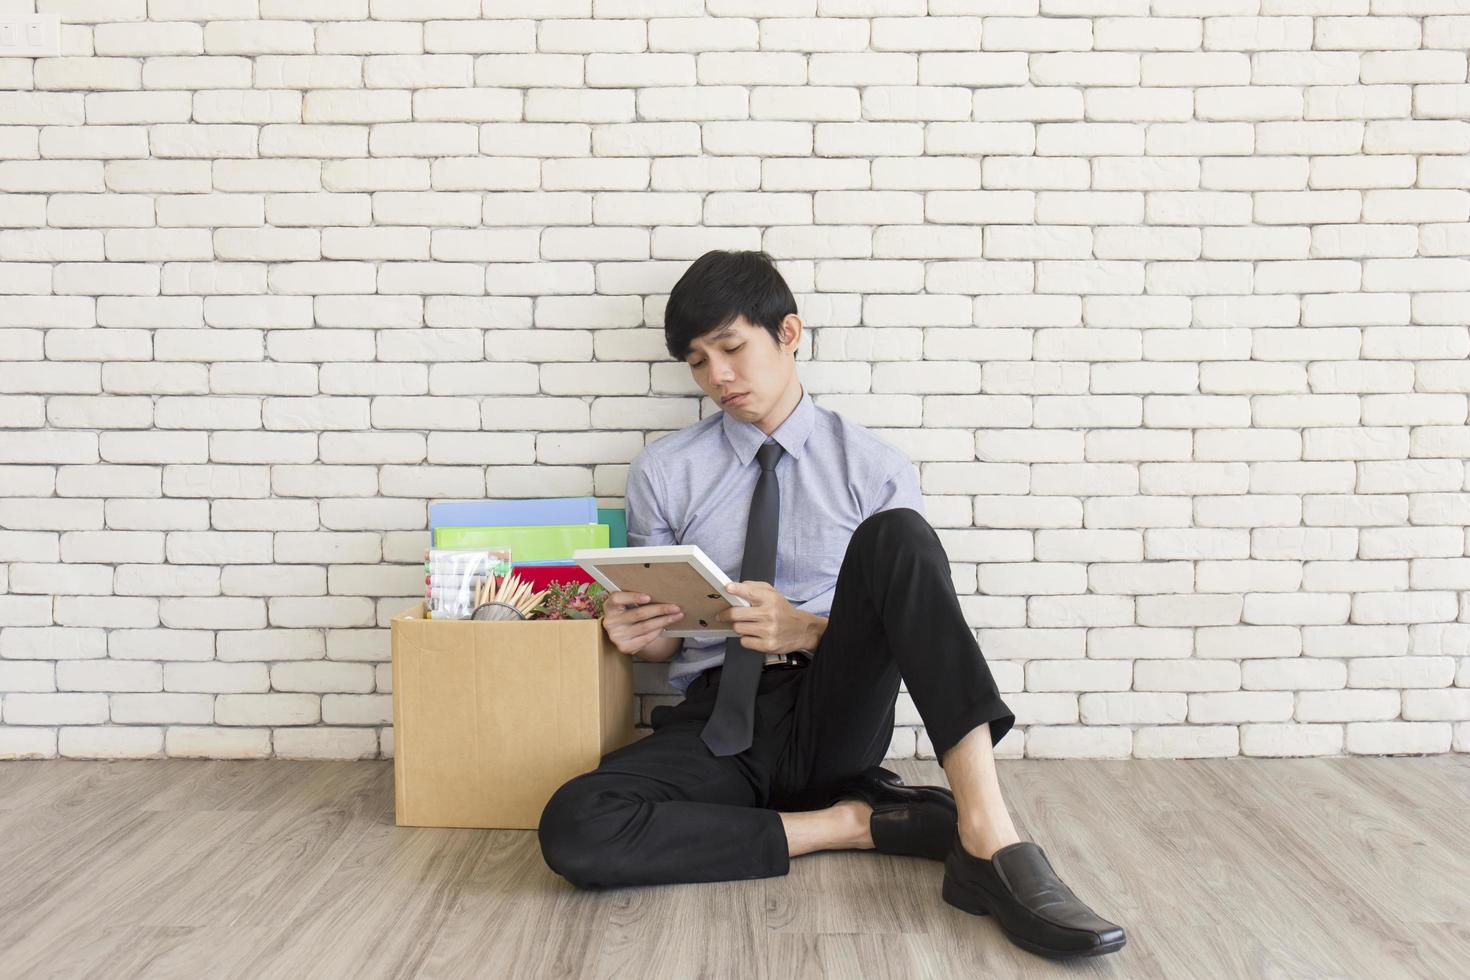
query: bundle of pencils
[{"left": 472, "top": 569, "right": 548, "bottom": 621}]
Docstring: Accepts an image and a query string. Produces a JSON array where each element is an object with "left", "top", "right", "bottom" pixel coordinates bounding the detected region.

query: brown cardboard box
[{"left": 390, "top": 603, "right": 638, "bottom": 830}]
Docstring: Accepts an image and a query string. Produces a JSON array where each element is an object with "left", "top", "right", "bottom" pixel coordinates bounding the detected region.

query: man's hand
[
  {"left": 717, "top": 581, "right": 818, "bottom": 656},
  {"left": 601, "top": 590, "right": 684, "bottom": 658}
]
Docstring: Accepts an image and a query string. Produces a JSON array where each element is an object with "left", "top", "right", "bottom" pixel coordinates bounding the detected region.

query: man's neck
[{"left": 756, "top": 379, "right": 803, "bottom": 437}]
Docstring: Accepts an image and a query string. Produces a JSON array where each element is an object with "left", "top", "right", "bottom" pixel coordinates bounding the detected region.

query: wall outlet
[{"left": 0, "top": 14, "right": 61, "bottom": 58}]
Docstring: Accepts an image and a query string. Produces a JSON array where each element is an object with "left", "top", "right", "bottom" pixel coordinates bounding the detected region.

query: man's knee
[
  {"left": 853, "top": 507, "right": 933, "bottom": 552},
  {"left": 537, "top": 778, "right": 629, "bottom": 890}
]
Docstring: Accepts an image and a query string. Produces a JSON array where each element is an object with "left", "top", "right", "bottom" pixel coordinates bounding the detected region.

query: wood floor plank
[
  {"left": 1, "top": 756, "right": 1467, "bottom": 979},
  {"left": 766, "top": 849, "right": 939, "bottom": 936},
  {"left": 417, "top": 831, "right": 606, "bottom": 980},
  {"left": 0, "top": 761, "right": 190, "bottom": 867},
  {"left": 766, "top": 932, "right": 945, "bottom": 980},
  {"left": 134, "top": 759, "right": 331, "bottom": 814},
  {"left": 588, "top": 877, "right": 769, "bottom": 979},
  {"left": 0, "top": 758, "right": 85, "bottom": 812},
  {"left": 145, "top": 764, "right": 391, "bottom": 930},
  {"left": 1, "top": 809, "right": 258, "bottom": 976},
  {"left": 970, "top": 761, "right": 1236, "bottom": 977},
  {"left": 82, "top": 927, "right": 278, "bottom": 980},
  {"left": 1219, "top": 756, "right": 1470, "bottom": 926},
  {"left": 225, "top": 826, "right": 493, "bottom": 980},
  {"left": 1140, "top": 806, "right": 1442, "bottom": 978},
  {"left": 1390, "top": 920, "right": 1470, "bottom": 980},
  {"left": 1342, "top": 755, "right": 1470, "bottom": 809}
]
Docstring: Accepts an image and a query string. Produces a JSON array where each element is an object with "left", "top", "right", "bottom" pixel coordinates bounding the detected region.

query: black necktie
[{"left": 700, "top": 438, "right": 784, "bottom": 757}]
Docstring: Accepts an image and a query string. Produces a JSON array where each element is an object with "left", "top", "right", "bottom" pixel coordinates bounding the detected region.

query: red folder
[{"left": 513, "top": 563, "right": 598, "bottom": 593}]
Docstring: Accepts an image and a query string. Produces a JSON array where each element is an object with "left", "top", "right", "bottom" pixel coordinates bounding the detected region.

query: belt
[
  {"left": 705, "top": 649, "right": 812, "bottom": 682},
  {"left": 762, "top": 649, "right": 812, "bottom": 671}
]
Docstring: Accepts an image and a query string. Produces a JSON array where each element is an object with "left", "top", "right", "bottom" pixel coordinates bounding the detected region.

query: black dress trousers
[{"left": 537, "top": 507, "right": 1015, "bottom": 890}]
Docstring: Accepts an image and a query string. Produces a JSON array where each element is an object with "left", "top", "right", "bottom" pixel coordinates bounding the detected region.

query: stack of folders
[{"left": 429, "top": 497, "right": 628, "bottom": 597}]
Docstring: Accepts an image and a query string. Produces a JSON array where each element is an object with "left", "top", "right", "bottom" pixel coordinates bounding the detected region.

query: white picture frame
[{"left": 573, "top": 544, "right": 750, "bottom": 640}]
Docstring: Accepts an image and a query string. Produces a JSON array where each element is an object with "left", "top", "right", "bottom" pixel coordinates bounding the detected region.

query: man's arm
[
  {"left": 866, "top": 448, "right": 926, "bottom": 521},
  {"left": 622, "top": 451, "right": 685, "bottom": 664},
  {"left": 794, "top": 610, "right": 828, "bottom": 654},
  {"left": 637, "top": 632, "right": 683, "bottom": 663}
]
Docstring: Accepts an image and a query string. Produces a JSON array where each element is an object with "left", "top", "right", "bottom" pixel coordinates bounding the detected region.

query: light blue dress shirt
[{"left": 623, "top": 382, "right": 927, "bottom": 694}]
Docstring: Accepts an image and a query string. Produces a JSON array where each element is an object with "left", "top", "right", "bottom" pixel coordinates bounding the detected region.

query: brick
[
  {"left": 164, "top": 662, "right": 270, "bottom": 694},
  {"left": 1, "top": 627, "right": 108, "bottom": 661},
  {"left": 59, "top": 726, "right": 164, "bottom": 759},
  {"left": 166, "top": 726, "right": 270, "bottom": 759},
  {"left": 215, "top": 693, "right": 320, "bottom": 726},
  {"left": 1024, "top": 726, "right": 1132, "bottom": 759},
  {"left": 1240, "top": 723, "right": 1343, "bottom": 757},
  {"left": 1345, "top": 721, "right": 1452, "bottom": 755},
  {"left": 1189, "top": 690, "right": 1294, "bottom": 724},
  {"left": 272, "top": 727, "right": 378, "bottom": 760},
  {"left": 56, "top": 660, "right": 162, "bottom": 693},
  {"left": 1135, "top": 659, "right": 1241, "bottom": 692},
  {"left": 1134, "top": 726, "right": 1239, "bottom": 758},
  {"left": 0, "top": 727, "right": 59, "bottom": 759},
  {"left": 1078, "top": 692, "right": 1186, "bottom": 725},
  {"left": 322, "top": 694, "right": 393, "bottom": 726},
  {"left": 270, "top": 661, "right": 376, "bottom": 694},
  {"left": 3, "top": 693, "right": 109, "bottom": 725}
]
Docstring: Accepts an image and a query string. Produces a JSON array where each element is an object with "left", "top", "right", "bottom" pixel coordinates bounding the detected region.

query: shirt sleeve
[
  {"left": 864, "top": 449, "right": 925, "bottom": 521},
  {"left": 795, "top": 582, "right": 836, "bottom": 620},
  {"left": 624, "top": 450, "right": 677, "bottom": 548}
]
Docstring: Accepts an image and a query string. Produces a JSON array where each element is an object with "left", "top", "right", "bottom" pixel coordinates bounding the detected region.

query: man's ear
[{"left": 780, "top": 314, "right": 801, "bottom": 355}]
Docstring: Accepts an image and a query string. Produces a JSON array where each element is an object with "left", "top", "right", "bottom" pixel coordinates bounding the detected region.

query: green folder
[
  {"left": 597, "top": 507, "right": 628, "bottom": 549},
  {"left": 433, "top": 523, "right": 610, "bottom": 561}
]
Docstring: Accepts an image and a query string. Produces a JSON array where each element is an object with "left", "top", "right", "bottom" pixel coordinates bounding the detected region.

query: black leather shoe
[
  {"left": 824, "top": 765, "right": 957, "bottom": 862},
  {"left": 942, "top": 836, "right": 1126, "bottom": 959}
]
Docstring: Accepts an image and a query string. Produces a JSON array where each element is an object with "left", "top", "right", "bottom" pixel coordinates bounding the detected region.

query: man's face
[{"left": 683, "top": 315, "right": 796, "bottom": 421}]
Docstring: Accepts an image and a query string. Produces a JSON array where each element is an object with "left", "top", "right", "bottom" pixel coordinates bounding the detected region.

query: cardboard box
[{"left": 390, "top": 603, "right": 638, "bottom": 830}]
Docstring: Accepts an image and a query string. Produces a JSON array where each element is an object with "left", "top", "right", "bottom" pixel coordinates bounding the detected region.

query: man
[{"left": 538, "top": 250, "right": 1127, "bottom": 960}]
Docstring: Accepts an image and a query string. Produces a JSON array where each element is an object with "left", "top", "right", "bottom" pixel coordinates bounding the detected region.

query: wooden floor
[{"left": 1, "top": 755, "right": 1467, "bottom": 980}]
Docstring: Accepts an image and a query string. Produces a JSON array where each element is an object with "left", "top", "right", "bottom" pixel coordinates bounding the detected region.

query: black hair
[{"left": 663, "top": 249, "right": 798, "bottom": 361}]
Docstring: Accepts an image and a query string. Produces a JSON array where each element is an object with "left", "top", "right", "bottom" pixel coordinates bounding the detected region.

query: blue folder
[
  {"left": 428, "top": 499, "right": 629, "bottom": 554},
  {"left": 428, "top": 497, "right": 598, "bottom": 531}
]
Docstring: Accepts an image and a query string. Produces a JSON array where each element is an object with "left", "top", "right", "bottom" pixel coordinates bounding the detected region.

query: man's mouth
[{"left": 722, "top": 393, "right": 746, "bottom": 405}]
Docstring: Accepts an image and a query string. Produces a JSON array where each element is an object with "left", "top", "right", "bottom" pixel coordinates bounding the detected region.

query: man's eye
[{"left": 690, "top": 344, "right": 742, "bottom": 368}]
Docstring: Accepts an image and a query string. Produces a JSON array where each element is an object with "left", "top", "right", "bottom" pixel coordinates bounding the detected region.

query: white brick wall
[{"left": 1, "top": 1, "right": 1467, "bottom": 763}]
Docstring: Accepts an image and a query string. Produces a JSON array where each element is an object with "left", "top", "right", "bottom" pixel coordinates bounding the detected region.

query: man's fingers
[
  {"left": 640, "top": 612, "right": 680, "bottom": 635},
  {"left": 635, "top": 603, "right": 681, "bottom": 624},
  {"left": 730, "top": 580, "right": 777, "bottom": 601}
]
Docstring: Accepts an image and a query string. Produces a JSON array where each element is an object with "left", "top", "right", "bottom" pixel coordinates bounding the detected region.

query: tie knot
[{"left": 756, "top": 440, "right": 783, "bottom": 472}]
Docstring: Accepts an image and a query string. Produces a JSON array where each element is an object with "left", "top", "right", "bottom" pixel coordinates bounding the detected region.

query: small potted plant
[{"left": 529, "top": 580, "right": 610, "bottom": 621}]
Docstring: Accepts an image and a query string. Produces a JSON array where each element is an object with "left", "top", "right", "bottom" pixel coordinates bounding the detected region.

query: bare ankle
[
  {"left": 834, "top": 800, "right": 874, "bottom": 850},
  {"left": 958, "top": 824, "right": 1022, "bottom": 861},
  {"left": 781, "top": 801, "right": 875, "bottom": 858}
]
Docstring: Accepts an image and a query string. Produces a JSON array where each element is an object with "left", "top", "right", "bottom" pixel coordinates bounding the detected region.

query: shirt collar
[{"left": 721, "top": 382, "right": 815, "bottom": 466}]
